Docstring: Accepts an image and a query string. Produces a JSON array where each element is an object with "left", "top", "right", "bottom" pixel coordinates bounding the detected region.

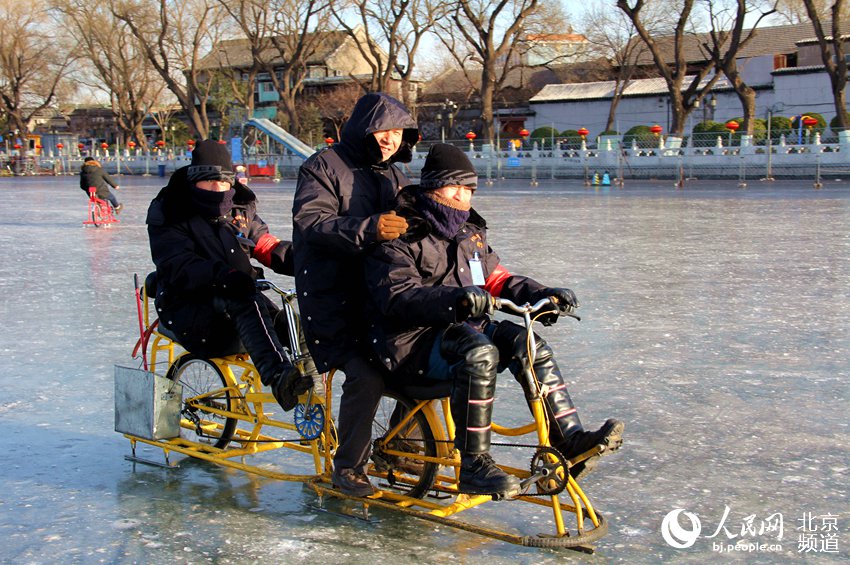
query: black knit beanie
[
  {"left": 419, "top": 143, "right": 478, "bottom": 190},
  {"left": 187, "top": 139, "right": 235, "bottom": 184}
]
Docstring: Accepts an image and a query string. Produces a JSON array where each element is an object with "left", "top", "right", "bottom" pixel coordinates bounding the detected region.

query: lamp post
[
  {"left": 649, "top": 124, "right": 663, "bottom": 148},
  {"left": 725, "top": 120, "right": 739, "bottom": 147},
  {"left": 439, "top": 99, "right": 457, "bottom": 143},
  {"left": 577, "top": 127, "right": 589, "bottom": 151}
]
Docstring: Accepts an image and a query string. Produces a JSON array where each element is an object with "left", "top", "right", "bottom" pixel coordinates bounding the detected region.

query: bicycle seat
[{"left": 144, "top": 272, "right": 158, "bottom": 299}]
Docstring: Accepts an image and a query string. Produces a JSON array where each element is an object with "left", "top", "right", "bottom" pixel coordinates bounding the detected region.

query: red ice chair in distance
[{"left": 83, "top": 187, "right": 119, "bottom": 227}]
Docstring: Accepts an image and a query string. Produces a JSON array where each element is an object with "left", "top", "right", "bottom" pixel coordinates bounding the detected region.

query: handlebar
[
  {"left": 255, "top": 278, "right": 296, "bottom": 297},
  {"left": 493, "top": 296, "right": 581, "bottom": 321}
]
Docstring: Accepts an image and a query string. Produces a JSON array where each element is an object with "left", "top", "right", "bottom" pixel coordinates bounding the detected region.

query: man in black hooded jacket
[
  {"left": 293, "top": 92, "right": 418, "bottom": 496},
  {"left": 147, "top": 139, "right": 311, "bottom": 412}
]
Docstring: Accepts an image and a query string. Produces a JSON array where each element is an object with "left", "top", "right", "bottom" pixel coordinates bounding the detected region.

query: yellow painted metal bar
[
  {"left": 491, "top": 422, "right": 539, "bottom": 437},
  {"left": 126, "top": 435, "right": 317, "bottom": 482}
]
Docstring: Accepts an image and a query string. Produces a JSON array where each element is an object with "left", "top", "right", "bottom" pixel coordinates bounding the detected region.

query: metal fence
[{"left": 5, "top": 130, "right": 847, "bottom": 183}]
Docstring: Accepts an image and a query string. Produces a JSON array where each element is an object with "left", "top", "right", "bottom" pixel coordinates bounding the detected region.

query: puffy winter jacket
[
  {"left": 292, "top": 93, "right": 418, "bottom": 371},
  {"left": 365, "top": 187, "right": 548, "bottom": 375},
  {"left": 80, "top": 161, "right": 118, "bottom": 199},
  {"left": 147, "top": 166, "right": 292, "bottom": 356}
]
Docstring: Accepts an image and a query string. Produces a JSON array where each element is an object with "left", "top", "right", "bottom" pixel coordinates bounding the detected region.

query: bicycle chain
[{"left": 408, "top": 438, "right": 570, "bottom": 497}]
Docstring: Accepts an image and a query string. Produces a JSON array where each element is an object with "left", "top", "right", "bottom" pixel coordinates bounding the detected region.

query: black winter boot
[
  {"left": 441, "top": 324, "right": 521, "bottom": 497},
  {"left": 459, "top": 453, "right": 520, "bottom": 497},
  {"left": 226, "top": 295, "right": 311, "bottom": 411},
  {"left": 490, "top": 321, "right": 624, "bottom": 480},
  {"left": 532, "top": 347, "right": 624, "bottom": 479}
]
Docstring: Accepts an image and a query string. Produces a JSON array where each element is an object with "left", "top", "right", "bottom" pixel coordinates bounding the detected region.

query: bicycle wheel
[
  {"left": 369, "top": 390, "right": 438, "bottom": 498},
  {"left": 166, "top": 355, "right": 236, "bottom": 448}
]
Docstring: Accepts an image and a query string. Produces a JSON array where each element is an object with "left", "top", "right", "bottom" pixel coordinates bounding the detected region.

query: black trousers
[{"left": 333, "top": 355, "right": 386, "bottom": 472}]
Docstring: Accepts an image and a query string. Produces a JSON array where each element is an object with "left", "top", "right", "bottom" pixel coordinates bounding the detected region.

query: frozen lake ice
[{"left": 0, "top": 174, "right": 847, "bottom": 563}]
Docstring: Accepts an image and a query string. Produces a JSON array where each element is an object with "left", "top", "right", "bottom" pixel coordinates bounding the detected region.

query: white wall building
[{"left": 528, "top": 23, "right": 849, "bottom": 141}]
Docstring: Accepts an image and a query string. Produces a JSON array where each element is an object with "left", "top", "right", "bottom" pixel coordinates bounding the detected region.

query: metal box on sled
[{"left": 114, "top": 366, "right": 182, "bottom": 440}]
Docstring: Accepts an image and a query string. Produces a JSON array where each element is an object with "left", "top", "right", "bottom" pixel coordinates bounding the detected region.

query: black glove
[
  {"left": 219, "top": 268, "right": 256, "bottom": 300},
  {"left": 530, "top": 287, "right": 579, "bottom": 326},
  {"left": 455, "top": 286, "right": 493, "bottom": 321}
]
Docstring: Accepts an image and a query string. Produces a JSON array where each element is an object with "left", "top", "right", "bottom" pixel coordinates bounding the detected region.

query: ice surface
[{"left": 0, "top": 175, "right": 846, "bottom": 563}]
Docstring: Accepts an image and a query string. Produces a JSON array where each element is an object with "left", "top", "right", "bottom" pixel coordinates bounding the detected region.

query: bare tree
[
  {"left": 57, "top": 0, "right": 165, "bottom": 150},
  {"left": 265, "top": 0, "right": 333, "bottom": 136},
  {"left": 437, "top": 0, "right": 542, "bottom": 143},
  {"left": 617, "top": 0, "right": 722, "bottom": 136},
  {"left": 0, "top": 1, "right": 75, "bottom": 152},
  {"left": 774, "top": 0, "right": 831, "bottom": 22},
  {"left": 702, "top": 0, "right": 777, "bottom": 136},
  {"left": 800, "top": 0, "right": 848, "bottom": 130},
  {"left": 307, "top": 83, "right": 364, "bottom": 140},
  {"left": 581, "top": 5, "right": 657, "bottom": 133},
  {"left": 214, "top": 0, "right": 278, "bottom": 118},
  {"left": 113, "top": 0, "right": 229, "bottom": 139},
  {"left": 332, "top": 0, "right": 448, "bottom": 108}
]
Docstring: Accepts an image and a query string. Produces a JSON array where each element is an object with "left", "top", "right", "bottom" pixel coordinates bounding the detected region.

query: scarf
[
  {"left": 190, "top": 186, "right": 235, "bottom": 219},
  {"left": 415, "top": 191, "right": 470, "bottom": 239}
]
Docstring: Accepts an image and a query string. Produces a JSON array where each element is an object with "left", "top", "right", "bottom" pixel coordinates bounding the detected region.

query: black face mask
[{"left": 190, "top": 185, "right": 235, "bottom": 218}]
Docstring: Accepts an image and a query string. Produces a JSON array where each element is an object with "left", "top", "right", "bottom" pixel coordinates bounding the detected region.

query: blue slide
[{"left": 246, "top": 118, "right": 316, "bottom": 160}]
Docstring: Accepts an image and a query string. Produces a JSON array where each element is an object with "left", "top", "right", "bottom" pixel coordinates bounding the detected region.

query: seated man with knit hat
[
  {"left": 147, "top": 139, "right": 313, "bottom": 411},
  {"left": 364, "top": 143, "right": 624, "bottom": 497}
]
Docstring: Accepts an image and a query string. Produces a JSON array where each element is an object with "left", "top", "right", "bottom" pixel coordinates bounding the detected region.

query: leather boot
[
  {"left": 440, "top": 324, "right": 521, "bottom": 496},
  {"left": 225, "top": 295, "right": 310, "bottom": 411},
  {"left": 274, "top": 308, "right": 322, "bottom": 392},
  {"left": 531, "top": 344, "right": 624, "bottom": 479},
  {"left": 490, "top": 320, "right": 624, "bottom": 480}
]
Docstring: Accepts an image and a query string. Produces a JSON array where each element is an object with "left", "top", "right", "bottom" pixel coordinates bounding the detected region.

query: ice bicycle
[
  {"left": 115, "top": 275, "right": 613, "bottom": 551},
  {"left": 82, "top": 187, "right": 119, "bottom": 228}
]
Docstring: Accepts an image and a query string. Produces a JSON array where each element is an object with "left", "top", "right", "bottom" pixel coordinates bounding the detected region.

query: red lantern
[
  {"left": 465, "top": 131, "right": 477, "bottom": 141},
  {"left": 35, "top": 144, "right": 42, "bottom": 149},
  {"left": 217, "top": 140, "right": 227, "bottom": 145},
  {"left": 77, "top": 143, "right": 85, "bottom": 150},
  {"left": 13, "top": 143, "right": 21, "bottom": 150},
  {"left": 127, "top": 141, "right": 136, "bottom": 149},
  {"left": 187, "top": 139, "right": 195, "bottom": 147},
  {"left": 725, "top": 120, "right": 740, "bottom": 132},
  {"left": 155, "top": 140, "right": 165, "bottom": 148},
  {"left": 56, "top": 143, "right": 64, "bottom": 150},
  {"left": 519, "top": 128, "right": 530, "bottom": 139},
  {"left": 649, "top": 124, "right": 663, "bottom": 136},
  {"left": 255, "top": 139, "right": 262, "bottom": 146},
  {"left": 577, "top": 127, "right": 589, "bottom": 139},
  {"left": 802, "top": 116, "right": 818, "bottom": 128},
  {"left": 324, "top": 137, "right": 334, "bottom": 146},
  {"left": 100, "top": 142, "right": 109, "bottom": 149}
]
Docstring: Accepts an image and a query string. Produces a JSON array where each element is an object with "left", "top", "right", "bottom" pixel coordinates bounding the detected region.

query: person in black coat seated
[
  {"left": 365, "top": 144, "right": 625, "bottom": 496},
  {"left": 147, "top": 139, "right": 311, "bottom": 411},
  {"left": 80, "top": 157, "right": 122, "bottom": 212}
]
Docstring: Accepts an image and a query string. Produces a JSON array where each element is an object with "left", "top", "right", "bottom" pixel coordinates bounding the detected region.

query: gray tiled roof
[
  {"left": 529, "top": 74, "right": 744, "bottom": 103},
  {"left": 197, "top": 31, "right": 351, "bottom": 71},
  {"left": 628, "top": 20, "right": 850, "bottom": 66}
]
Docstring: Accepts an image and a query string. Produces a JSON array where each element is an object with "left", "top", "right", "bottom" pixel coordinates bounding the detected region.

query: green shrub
[
  {"left": 559, "top": 129, "right": 583, "bottom": 149},
  {"left": 623, "top": 125, "right": 658, "bottom": 148},
  {"left": 530, "top": 126, "right": 558, "bottom": 148},
  {"left": 829, "top": 112, "right": 850, "bottom": 133}
]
